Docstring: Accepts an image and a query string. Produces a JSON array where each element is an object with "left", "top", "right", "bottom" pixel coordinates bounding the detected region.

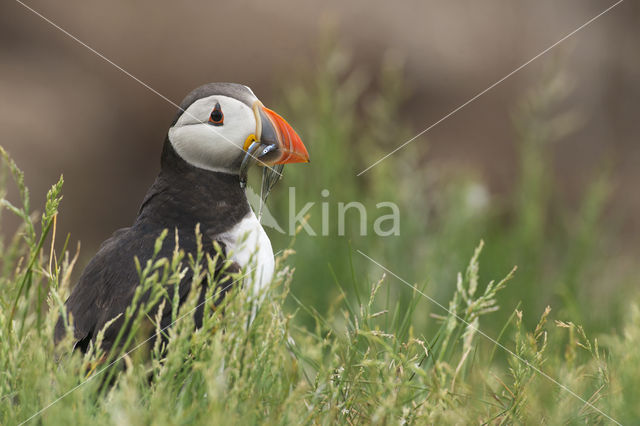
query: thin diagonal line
[
  {"left": 356, "top": 249, "right": 621, "bottom": 425},
  {"left": 13, "top": 0, "right": 282, "bottom": 176},
  {"left": 18, "top": 250, "right": 282, "bottom": 426},
  {"left": 357, "top": 0, "right": 624, "bottom": 177}
]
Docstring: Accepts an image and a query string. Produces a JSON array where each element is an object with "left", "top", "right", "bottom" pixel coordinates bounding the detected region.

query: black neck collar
[{"left": 135, "top": 140, "right": 251, "bottom": 235}]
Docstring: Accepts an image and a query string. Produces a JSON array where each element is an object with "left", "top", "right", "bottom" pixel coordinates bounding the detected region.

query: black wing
[{"left": 53, "top": 226, "right": 238, "bottom": 353}]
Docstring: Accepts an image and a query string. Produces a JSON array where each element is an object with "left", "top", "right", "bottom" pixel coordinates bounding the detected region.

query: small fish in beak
[{"left": 239, "top": 103, "right": 309, "bottom": 216}]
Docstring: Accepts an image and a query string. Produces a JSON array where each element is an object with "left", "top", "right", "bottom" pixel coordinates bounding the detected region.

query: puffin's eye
[{"left": 209, "top": 102, "right": 224, "bottom": 126}]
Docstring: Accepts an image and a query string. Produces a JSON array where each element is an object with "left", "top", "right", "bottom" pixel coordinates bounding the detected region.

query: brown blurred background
[{"left": 1, "top": 0, "right": 638, "bottom": 258}]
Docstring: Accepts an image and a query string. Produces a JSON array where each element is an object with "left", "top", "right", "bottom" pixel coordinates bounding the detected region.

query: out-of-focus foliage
[{"left": 269, "top": 40, "right": 631, "bottom": 335}]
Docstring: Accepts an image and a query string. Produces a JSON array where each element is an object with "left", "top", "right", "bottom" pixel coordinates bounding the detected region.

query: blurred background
[{"left": 1, "top": 0, "right": 638, "bottom": 333}]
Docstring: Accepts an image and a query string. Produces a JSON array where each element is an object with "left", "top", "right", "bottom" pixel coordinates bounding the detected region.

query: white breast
[{"left": 217, "top": 211, "right": 275, "bottom": 299}]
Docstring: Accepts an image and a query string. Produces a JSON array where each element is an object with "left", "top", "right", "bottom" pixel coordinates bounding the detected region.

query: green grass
[{"left": 1, "top": 43, "right": 639, "bottom": 424}]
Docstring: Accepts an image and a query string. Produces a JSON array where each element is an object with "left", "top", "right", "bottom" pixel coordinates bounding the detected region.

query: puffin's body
[{"left": 54, "top": 83, "right": 308, "bottom": 352}]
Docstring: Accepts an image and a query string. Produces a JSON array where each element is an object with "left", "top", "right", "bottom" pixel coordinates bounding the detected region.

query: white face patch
[{"left": 168, "top": 95, "right": 257, "bottom": 173}]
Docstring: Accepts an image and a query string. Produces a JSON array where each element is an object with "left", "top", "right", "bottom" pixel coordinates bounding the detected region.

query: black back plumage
[{"left": 54, "top": 139, "right": 251, "bottom": 352}]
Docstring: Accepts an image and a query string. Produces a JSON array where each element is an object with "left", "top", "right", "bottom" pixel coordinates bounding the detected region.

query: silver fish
[{"left": 239, "top": 141, "right": 284, "bottom": 221}]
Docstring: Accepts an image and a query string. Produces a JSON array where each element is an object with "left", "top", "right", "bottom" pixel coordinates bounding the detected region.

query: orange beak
[{"left": 261, "top": 106, "right": 310, "bottom": 164}]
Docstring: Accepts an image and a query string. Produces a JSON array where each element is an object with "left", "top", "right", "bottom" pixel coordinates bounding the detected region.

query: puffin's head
[{"left": 168, "top": 82, "right": 309, "bottom": 175}]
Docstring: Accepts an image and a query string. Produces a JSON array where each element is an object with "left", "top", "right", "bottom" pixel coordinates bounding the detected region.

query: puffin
[{"left": 54, "top": 82, "right": 309, "bottom": 353}]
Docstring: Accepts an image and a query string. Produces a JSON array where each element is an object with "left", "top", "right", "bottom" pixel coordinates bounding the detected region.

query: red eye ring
[{"left": 209, "top": 102, "right": 224, "bottom": 126}]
